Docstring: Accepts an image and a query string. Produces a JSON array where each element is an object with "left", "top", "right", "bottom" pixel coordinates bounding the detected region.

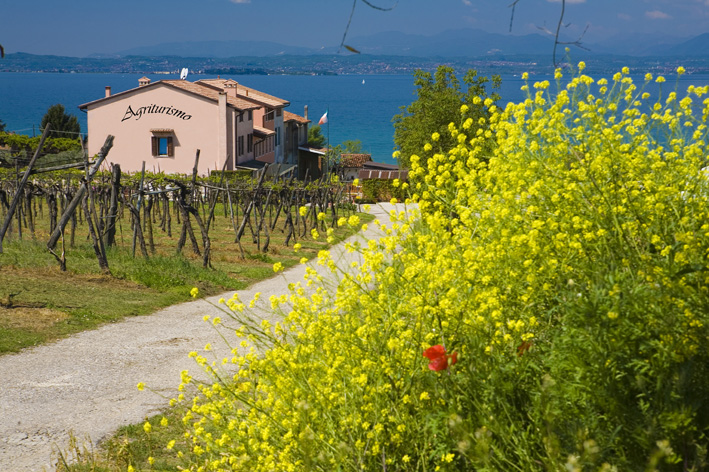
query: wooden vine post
[
  {"left": 0, "top": 124, "right": 51, "bottom": 253},
  {"left": 47, "top": 135, "right": 114, "bottom": 261},
  {"left": 104, "top": 163, "right": 121, "bottom": 248}
]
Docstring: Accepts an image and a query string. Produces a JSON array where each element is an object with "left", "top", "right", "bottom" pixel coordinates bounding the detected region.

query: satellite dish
[{"left": 180, "top": 68, "right": 189, "bottom": 80}]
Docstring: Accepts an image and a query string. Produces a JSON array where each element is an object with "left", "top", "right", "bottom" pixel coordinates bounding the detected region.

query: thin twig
[
  {"left": 339, "top": 0, "right": 399, "bottom": 53},
  {"left": 508, "top": 0, "right": 589, "bottom": 67}
]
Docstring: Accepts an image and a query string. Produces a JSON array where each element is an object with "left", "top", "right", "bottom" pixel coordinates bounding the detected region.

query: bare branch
[
  {"left": 338, "top": 0, "right": 358, "bottom": 54},
  {"left": 339, "top": 0, "right": 399, "bottom": 54},
  {"left": 508, "top": 0, "right": 523, "bottom": 33},
  {"left": 509, "top": 0, "right": 590, "bottom": 67},
  {"left": 360, "top": 0, "right": 399, "bottom": 11}
]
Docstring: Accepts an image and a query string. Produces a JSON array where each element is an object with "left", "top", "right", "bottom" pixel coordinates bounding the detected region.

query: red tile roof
[
  {"left": 164, "top": 80, "right": 258, "bottom": 111},
  {"left": 196, "top": 79, "right": 289, "bottom": 108},
  {"left": 358, "top": 169, "right": 409, "bottom": 180},
  {"left": 341, "top": 153, "right": 372, "bottom": 168},
  {"left": 78, "top": 80, "right": 259, "bottom": 112},
  {"left": 284, "top": 111, "right": 310, "bottom": 123},
  {"left": 254, "top": 125, "right": 276, "bottom": 137}
]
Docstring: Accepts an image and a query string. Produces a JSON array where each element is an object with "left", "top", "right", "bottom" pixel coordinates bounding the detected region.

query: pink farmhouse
[{"left": 79, "top": 77, "right": 309, "bottom": 176}]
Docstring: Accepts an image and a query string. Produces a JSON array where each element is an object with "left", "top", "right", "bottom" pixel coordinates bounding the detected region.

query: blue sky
[{"left": 3, "top": 0, "right": 709, "bottom": 57}]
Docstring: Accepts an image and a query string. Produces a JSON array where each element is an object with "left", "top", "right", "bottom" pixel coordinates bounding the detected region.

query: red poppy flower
[
  {"left": 423, "top": 344, "right": 458, "bottom": 371},
  {"left": 517, "top": 340, "right": 533, "bottom": 357}
]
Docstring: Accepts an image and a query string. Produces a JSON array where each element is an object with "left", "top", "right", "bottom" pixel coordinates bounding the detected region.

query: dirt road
[{"left": 0, "top": 203, "right": 405, "bottom": 471}]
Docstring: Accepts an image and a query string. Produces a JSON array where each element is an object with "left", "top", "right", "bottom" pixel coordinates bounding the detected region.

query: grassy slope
[{"left": 0, "top": 203, "right": 371, "bottom": 354}]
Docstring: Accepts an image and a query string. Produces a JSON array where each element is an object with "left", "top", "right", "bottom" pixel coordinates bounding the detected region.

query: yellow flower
[
  {"left": 273, "top": 262, "right": 284, "bottom": 273},
  {"left": 431, "top": 132, "right": 440, "bottom": 142},
  {"left": 299, "top": 206, "right": 307, "bottom": 217},
  {"left": 353, "top": 178, "right": 360, "bottom": 186},
  {"left": 190, "top": 287, "right": 199, "bottom": 298},
  {"left": 293, "top": 243, "right": 302, "bottom": 252},
  {"left": 677, "top": 66, "right": 686, "bottom": 75},
  {"left": 420, "top": 391, "right": 430, "bottom": 401},
  {"left": 136, "top": 382, "right": 145, "bottom": 391},
  {"left": 143, "top": 421, "right": 152, "bottom": 433}
]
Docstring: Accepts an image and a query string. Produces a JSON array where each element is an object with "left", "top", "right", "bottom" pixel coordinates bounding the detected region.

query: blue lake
[{"left": 2, "top": 71, "right": 709, "bottom": 165}]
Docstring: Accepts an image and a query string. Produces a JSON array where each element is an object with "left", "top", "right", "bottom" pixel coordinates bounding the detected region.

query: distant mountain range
[
  {"left": 5, "top": 27, "right": 709, "bottom": 77},
  {"left": 100, "top": 28, "right": 709, "bottom": 59}
]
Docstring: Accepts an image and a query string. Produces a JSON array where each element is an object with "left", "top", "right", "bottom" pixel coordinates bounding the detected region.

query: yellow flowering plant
[{"left": 159, "top": 66, "right": 709, "bottom": 471}]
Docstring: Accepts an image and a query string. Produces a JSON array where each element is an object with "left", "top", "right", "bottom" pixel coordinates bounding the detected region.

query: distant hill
[
  {"left": 346, "top": 29, "right": 556, "bottom": 57},
  {"left": 107, "top": 29, "right": 559, "bottom": 58},
  {"left": 665, "top": 33, "right": 709, "bottom": 56},
  {"left": 112, "top": 40, "right": 324, "bottom": 58},
  {"left": 102, "top": 28, "right": 709, "bottom": 59}
]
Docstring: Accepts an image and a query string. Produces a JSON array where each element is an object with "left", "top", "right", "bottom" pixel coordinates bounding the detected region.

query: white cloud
[
  {"left": 645, "top": 10, "right": 671, "bottom": 20},
  {"left": 230, "top": 0, "right": 251, "bottom": 3},
  {"left": 461, "top": 0, "right": 472, "bottom": 6},
  {"left": 547, "top": 0, "right": 586, "bottom": 4},
  {"left": 617, "top": 13, "right": 632, "bottom": 21}
]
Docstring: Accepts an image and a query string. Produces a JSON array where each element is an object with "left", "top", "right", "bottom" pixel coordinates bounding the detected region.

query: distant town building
[{"left": 340, "top": 153, "right": 373, "bottom": 181}]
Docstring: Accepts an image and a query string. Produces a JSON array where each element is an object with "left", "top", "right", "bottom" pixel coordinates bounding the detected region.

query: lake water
[{"left": 2, "top": 71, "right": 709, "bottom": 165}]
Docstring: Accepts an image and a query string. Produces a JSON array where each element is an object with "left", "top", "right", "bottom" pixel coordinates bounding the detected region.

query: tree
[
  {"left": 393, "top": 65, "right": 501, "bottom": 169},
  {"left": 41, "top": 104, "right": 80, "bottom": 140},
  {"left": 0, "top": 118, "right": 5, "bottom": 132},
  {"left": 329, "top": 139, "right": 364, "bottom": 166},
  {"left": 338, "top": 139, "right": 363, "bottom": 154},
  {"left": 307, "top": 125, "right": 326, "bottom": 148}
]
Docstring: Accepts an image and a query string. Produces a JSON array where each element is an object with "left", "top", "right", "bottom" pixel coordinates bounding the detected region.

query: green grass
[
  {"left": 57, "top": 410, "right": 187, "bottom": 472},
  {"left": 0, "top": 203, "right": 373, "bottom": 354}
]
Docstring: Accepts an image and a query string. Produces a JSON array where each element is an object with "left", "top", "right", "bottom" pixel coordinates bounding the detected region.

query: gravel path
[{"left": 0, "top": 203, "right": 405, "bottom": 472}]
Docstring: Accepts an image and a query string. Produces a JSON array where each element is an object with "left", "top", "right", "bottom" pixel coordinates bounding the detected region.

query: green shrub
[{"left": 360, "top": 178, "right": 406, "bottom": 202}]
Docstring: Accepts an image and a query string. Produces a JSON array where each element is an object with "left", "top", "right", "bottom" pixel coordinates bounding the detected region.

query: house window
[
  {"left": 151, "top": 135, "right": 174, "bottom": 157},
  {"left": 276, "top": 109, "right": 282, "bottom": 117},
  {"left": 247, "top": 133, "right": 253, "bottom": 153},
  {"left": 264, "top": 109, "right": 274, "bottom": 123},
  {"left": 275, "top": 128, "right": 281, "bottom": 147},
  {"left": 238, "top": 135, "right": 244, "bottom": 156},
  {"left": 248, "top": 110, "right": 253, "bottom": 121},
  {"left": 239, "top": 113, "right": 244, "bottom": 122}
]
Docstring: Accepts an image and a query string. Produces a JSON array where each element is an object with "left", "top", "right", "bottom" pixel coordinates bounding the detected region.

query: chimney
[
  {"left": 304, "top": 105, "right": 308, "bottom": 120},
  {"left": 224, "top": 80, "right": 238, "bottom": 98},
  {"left": 138, "top": 76, "right": 151, "bottom": 87},
  {"left": 104, "top": 86, "right": 111, "bottom": 98}
]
